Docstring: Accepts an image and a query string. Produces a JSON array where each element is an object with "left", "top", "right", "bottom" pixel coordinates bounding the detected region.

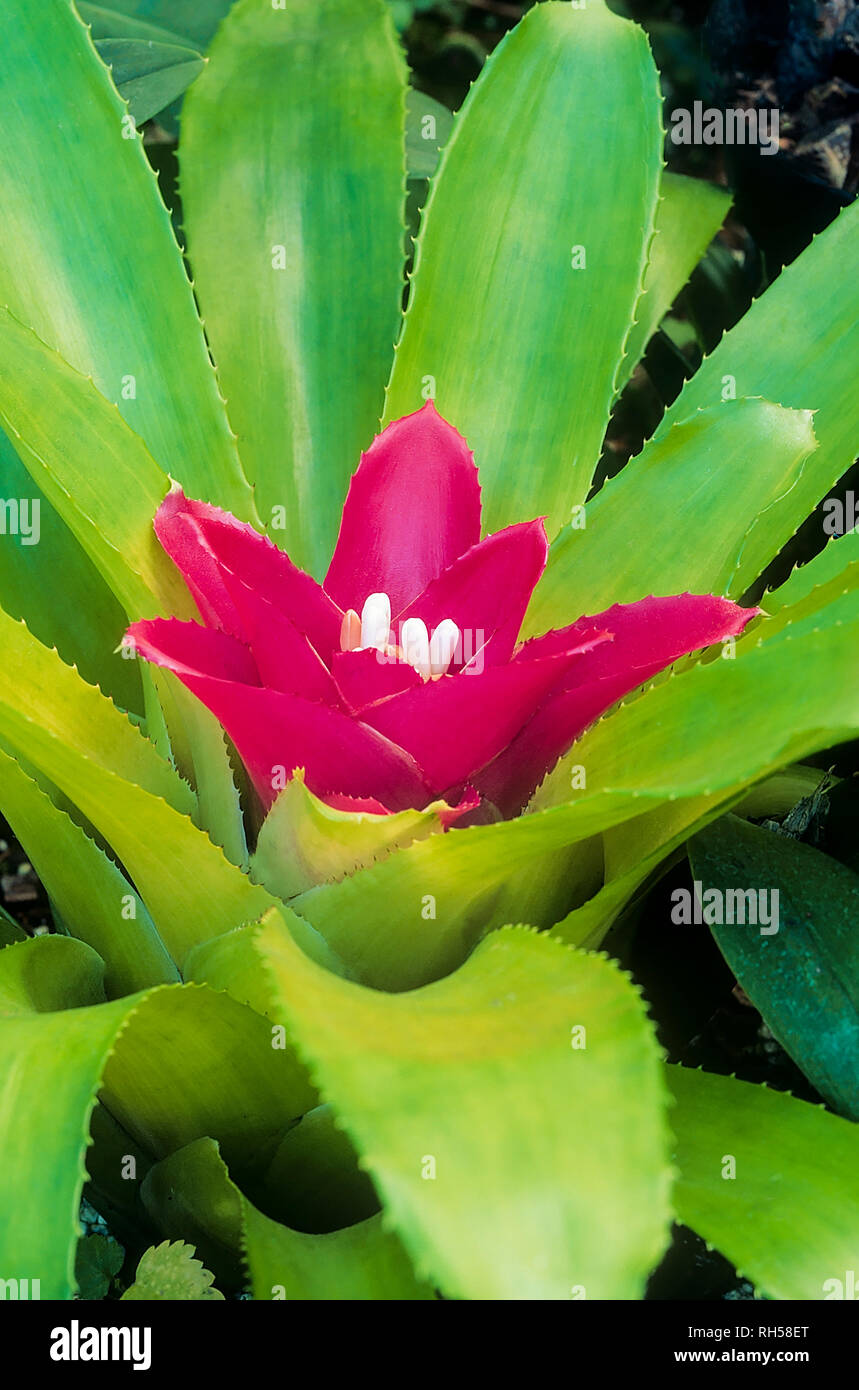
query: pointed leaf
[
  {"left": 251, "top": 772, "right": 470, "bottom": 900},
  {"left": 95, "top": 0, "right": 233, "bottom": 49},
  {"left": 0, "top": 428, "right": 140, "bottom": 710},
  {"left": 0, "top": 310, "right": 195, "bottom": 620},
  {"left": 0, "top": 0, "right": 253, "bottom": 517},
  {"left": 141, "top": 1138, "right": 433, "bottom": 1300},
  {"left": 658, "top": 199, "right": 859, "bottom": 512},
  {"left": 0, "top": 941, "right": 316, "bottom": 1298},
  {"left": 121, "top": 1240, "right": 224, "bottom": 1300},
  {"left": 95, "top": 39, "right": 205, "bottom": 126},
  {"left": 618, "top": 171, "right": 730, "bottom": 387},
  {"left": 384, "top": 0, "right": 663, "bottom": 539},
  {"left": 255, "top": 912, "right": 672, "bottom": 1299},
  {"left": 179, "top": 0, "right": 408, "bottom": 574},
  {"left": 526, "top": 401, "right": 816, "bottom": 635},
  {"left": 0, "top": 745, "right": 178, "bottom": 993},
  {"left": 667, "top": 1065, "right": 859, "bottom": 1301},
  {"left": 689, "top": 816, "right": 859, "bottom": 1120}
]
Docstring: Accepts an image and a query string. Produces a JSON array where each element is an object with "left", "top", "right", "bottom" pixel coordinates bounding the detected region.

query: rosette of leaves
[{"left": 0, "top": 0, "right": 857, "bottom": 1301}]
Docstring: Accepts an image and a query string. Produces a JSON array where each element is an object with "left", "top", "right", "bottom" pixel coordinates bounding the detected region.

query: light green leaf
[
  {"left": 0, "top": 959, "right": 131, "bottom": 1297},
  {"left": 551, "top": 789, "right": 745, "bottom": 951},
  {"left": 762, "top": 529, "right": 859, "bottom": 615},
  {"left": 689, "top": 816, "right": 859, "bottom": 1120},
  {"left": 0, "top": 745, "right": 178, "bottom": 993},
  {"left": 658, "top": 199, "right": 859, "bottom": 511},
  {"left": 150, "top": 670, "right": 249, "bottom": 868},
  {"left": 241, "top": 1204, "right": 431, "bottom": 1301},
  {"left": 618, "top": 171, "right": 730, "bottom": 386},
  {"left": 667, "top": 1065, "right": 859, "bottom": 1300},
  {"left": 0, "top": 934, "right": 317, "bottom": 1297},
  {"left": 0, "top": 310, "right": 194, "bottom": 621},
  {"left": 0, "top": 907, "right": 27, "bottom": 948},
  {"left": 0, "top": 606, "right": 192, "bottom": 815},
  {"left": 141, "top": 1138, "right": 433, "bottom": 1300},
  {"left": 0, "top": 314, "right": 248, "bottom": 851},
  {"left": 0, "top": 936, "right": 107, "bottom": 1015},
  {"left": 0, "top": 428, "right": 141, "bottom": 711},
  {"left": 255, "top": 912, "right": 672, "bottom": 1299},
  {"left": 0, "top": 606, "right": 190, "bottom": 811},
  {"left": 251, "top": 771, "right": 470, "bottom": 900},
  {"left": 0, "top": 0, "right": 254, "bottom": 517},
  {"left": 290, "top": 814, "right": 602, "bottom": 991},
  {"left": 526, "top": 400, "right": 817, "bottom": 635},
  {"left": 385, "top": 0, "right": 663, "bottom": 540},
  {"left": 180, "top": 0, "right": 407, "bottom": 574},
  {"left": 121, "top": 1240, "right": 223, "bottom": 1300},
  {"left": 0, "top": 608, "right": 283, "bottom": 965},
  {"left": 95, "top": 39, "right": 205, "bottom": 125}
]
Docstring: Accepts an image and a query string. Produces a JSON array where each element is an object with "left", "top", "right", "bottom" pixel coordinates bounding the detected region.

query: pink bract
[{"left": 128, "top": 403, "right": 756, "bottom": 820}]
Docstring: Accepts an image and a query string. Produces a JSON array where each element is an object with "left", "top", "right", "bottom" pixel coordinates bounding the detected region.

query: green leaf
[
  {"left": 0, "top": 314, "right": 249, "bottom": 853},
  {"left": 77, "top": 3, "right": 202, "bottom": 47},
  {"left": 0, "top": 0, "right": 254, "bottom": 518},
  {"left": 0, "top": 614, "right": 348, "bottom": 970},
  {"left": 0, "top": 936, "right": 107, "bottom": 1015},
  {"left": 95, "top": 0, "right": 234, "bottom": 50},
  {"left": 0, "top": 428, "right": 141, "bottom": 711},
  {"left": 667, "top": 1065, "right": 859, "bottom": 1300},
  {"left": 0, "top": 906, "right": 27, "bottom": 948},
  {"left": 689, "top": 816, "right": 859, "bottom": 1120},
  {"left": 657, "top": 199, "right": 859, "bottom": 509},
  {"left": 250, "top": 771, "right": 470, "bottom": 900},
  {"left": 0, "top": 937, "right": 316, "bottom": 1297},
  {"left": 242, "top": 1205, "right": 431, "bottom": 1302},
  {"left": 619, "top": 171, "right": 730, "bottom": 388},
  {"left": 121, "top": 1240, "right": 223, "bottom": 1300},
  {"left": 95, "top": 39, "right": 205, "bottom": 125},
  {"left": 255, "top": 912, "right": 672, "bottom": 1299},
  {"left": 551, "top": 789, "right": 745, "bottom": 951},
  {"left": 0, "top": 746, "right": 178, "bottom": 993},
  {"left": 290, "top": 813, "right": 603, "bottom": 990},
  {"left": 149, "top": 671, "right": 249, "bottom": 868},
  {"left": 526, "top": 400, "right": 817, "bottom": 635},
  {"left": 0, "top": 605, "right": 192, "bottom": 814},
  {"left": 0, "top": 310, "right": 195, "bottom": 621},
  {"left": 750, "top": 557, "right": 859, "bottom": 648},
  {"left": 255, "top": 1104, "right": 378, "bottom": 1233},
  {"left": 179, "top": 0, "right": 407, "bottom": 575},
  {"left": 762, "top": 529, "right": 859, "bottom": 615},
  {"left": 74, "top": 1232, "right": 124, "bottom": 1300},
  {"left": 141, "top": 1138, "right": 433, "bottom": 1300},
  {"left": 405, "top": 89, "right": 453, "bottom": 179},
  {"left": 385, "top": 0, "right": 663, "bottom": 540}
]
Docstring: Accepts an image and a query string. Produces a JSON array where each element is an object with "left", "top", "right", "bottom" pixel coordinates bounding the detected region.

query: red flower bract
[{"left": 128, "top": 403, "right": 756, "bottom": 820}]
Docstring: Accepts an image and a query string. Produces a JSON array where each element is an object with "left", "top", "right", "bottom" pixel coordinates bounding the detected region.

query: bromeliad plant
[{"left": 0, "top": 0, "right": 858, "bottom": 1301}]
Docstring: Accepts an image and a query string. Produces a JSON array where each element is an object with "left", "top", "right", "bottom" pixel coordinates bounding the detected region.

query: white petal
[
  {"left": 360, "top": 592, "right": 391, "bottom": 651},
  {"left": 429, "top": 619, "right": 460, "bottom": 677},
  {"left": 400, "top": 617, "right": 431, "bottom": 680}
]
